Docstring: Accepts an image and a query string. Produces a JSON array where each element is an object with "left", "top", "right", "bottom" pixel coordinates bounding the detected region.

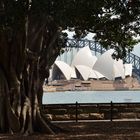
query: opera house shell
[{"left": 51, "top": 46, "right": 132, "bottom": 81}]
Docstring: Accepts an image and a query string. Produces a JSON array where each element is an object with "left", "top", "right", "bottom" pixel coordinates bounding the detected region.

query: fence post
[
  {"left": 76, "top": 101, "right": 78, "bottom": 122},
  {"left": 110, "top": 101, "right": 113, "bottom": 121}
]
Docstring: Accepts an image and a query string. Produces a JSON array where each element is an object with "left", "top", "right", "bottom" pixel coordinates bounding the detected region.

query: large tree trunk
[{"left": 0, "top": 15, "right": 62, "bottom": 135}]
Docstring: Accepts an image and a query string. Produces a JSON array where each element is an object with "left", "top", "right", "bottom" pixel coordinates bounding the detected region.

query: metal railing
[{"left": 42, "top": 102, "right": 140, "bottom": 122}]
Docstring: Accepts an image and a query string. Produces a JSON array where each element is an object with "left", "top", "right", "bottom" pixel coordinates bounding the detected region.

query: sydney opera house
[{"left": 50, "top": 46, "right": 132, "bottom": 81}]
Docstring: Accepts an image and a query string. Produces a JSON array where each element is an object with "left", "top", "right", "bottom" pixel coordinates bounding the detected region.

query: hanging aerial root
[{"left": 20, "top": 97, "right": 33, "bottom": 134}]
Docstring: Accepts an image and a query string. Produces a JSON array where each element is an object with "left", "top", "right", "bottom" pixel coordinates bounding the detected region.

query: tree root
[
  {"left": 35, "top": 109, "right": 55, "bottom": 134},
  {"left": 20, "top": 97, "right": 33, "bottom": 134}
]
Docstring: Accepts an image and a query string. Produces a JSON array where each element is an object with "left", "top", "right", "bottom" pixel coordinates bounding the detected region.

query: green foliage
[{"left": 1, "top": 0, "right": 140, "bottom": 58}]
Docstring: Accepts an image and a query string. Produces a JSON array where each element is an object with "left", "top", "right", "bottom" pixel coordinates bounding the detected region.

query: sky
[
  {"left": 132, "top": 43, "right": 140, "bottom": 57},
  {"left": 64, "top": 30, "right": 140, "bottom": 57}
]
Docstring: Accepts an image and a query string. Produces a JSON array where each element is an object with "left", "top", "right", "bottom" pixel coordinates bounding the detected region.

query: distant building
[{"left": 50, "top": 46, "right": 132, "bottom": 81}]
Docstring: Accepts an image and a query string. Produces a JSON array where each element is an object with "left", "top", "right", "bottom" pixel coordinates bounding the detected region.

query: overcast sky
[{"left": 132, "top": 43, "right": 140, "bottom": 57}]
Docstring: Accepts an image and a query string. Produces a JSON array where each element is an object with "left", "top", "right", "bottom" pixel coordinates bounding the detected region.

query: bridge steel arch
[{"left": 66, "top": 38, "right": 140, "bottom": 78}]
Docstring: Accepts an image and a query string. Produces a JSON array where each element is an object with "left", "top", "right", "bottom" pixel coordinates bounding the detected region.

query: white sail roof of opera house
[
  {"left": 114, "top": 59, "right": 125, "bottom": 79},
  {"left": 53, "top": 61, "right": 76, "bottom": 80},
  {"left": 89, "top": 70, "right": 105, "bottom": 79},
  {"left": 71, "top": 46, "right": 97, "bottom": 68},
  {"left": 51, "top": 47, "right": 133, "bottom": 81},
  {"left": 93, "top": 49, "right": 125, "bottom": 80},
  {"left": 124, "top": 64, "right": 132, "bottom": 77},
  {"left": 75, "top": 65, "right": 95, "bottom": 80},
  {"left": 71, "top": 67, "right": 77, "bottom": 79},
  {"left": 75, "top": 65, "right": 105, "bottom": 80}
]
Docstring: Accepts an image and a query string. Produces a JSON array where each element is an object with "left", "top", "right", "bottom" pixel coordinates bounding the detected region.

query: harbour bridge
[{"left": 59, "top": 38, "right": 140, "bottom": 79}]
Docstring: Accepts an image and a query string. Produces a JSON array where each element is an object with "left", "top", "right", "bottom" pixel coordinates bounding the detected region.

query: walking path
[
  {"left": 1, "top": 121, "right": 140, "bottom": 140},
  {"left": 44, "top": 77, "right": 140, "bottom": 92}
]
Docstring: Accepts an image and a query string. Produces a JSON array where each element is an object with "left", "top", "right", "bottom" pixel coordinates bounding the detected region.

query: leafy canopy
[{"left": 1, "top": 0, "right": 140, "bottom": 58}]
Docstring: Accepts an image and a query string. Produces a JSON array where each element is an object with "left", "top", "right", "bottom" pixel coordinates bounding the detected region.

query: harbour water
[{"left": 43, "top": 90, "right": 140, "bottom": 104}]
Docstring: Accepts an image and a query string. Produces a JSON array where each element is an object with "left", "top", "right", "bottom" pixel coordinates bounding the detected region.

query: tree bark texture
[{"left": 0, "top": 16, "right": 62, "bottom": 134}]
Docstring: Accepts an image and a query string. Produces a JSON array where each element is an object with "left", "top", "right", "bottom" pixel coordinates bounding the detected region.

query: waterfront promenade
[{"left": 44, "top": 77, "right": 140, "bottom": 92}]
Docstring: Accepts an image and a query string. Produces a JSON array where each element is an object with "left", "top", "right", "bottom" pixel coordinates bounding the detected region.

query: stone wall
[{"left": 42, "top": 103, "right": 140, "bottom": 121}]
